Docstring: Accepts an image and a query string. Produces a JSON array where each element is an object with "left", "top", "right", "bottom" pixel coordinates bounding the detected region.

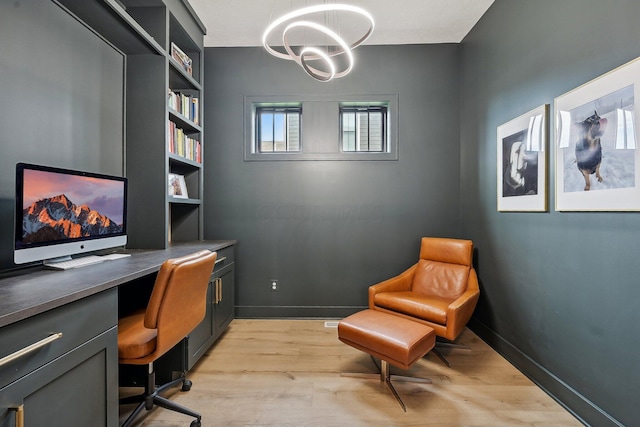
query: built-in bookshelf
[
  {"left": 165, "top": 11, "right": 204, "bottom": 246},
  {"left": 58, "top": 0, "right": 206, "bottom": 249}
]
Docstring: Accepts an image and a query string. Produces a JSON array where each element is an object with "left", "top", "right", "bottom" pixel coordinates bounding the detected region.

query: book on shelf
[
  {"left": 170, "top": 42, "right": 193, "bottom": 76},
  {"left": 168, "top": 120, "right": 202, "bottom": 163},
  {"left": 192, "top": 97, "right": 199, "bottom": 125},
  {"left": 168, "top": 89, "right": 199, "bottom": 125}
]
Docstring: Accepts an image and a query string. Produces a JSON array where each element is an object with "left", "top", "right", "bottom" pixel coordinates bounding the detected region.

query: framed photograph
[
  {"left": 168, "top": 173, "right": 188, "bottom": 199},
  {"left": 555, "top": 57, "right": 640, "bottom": 211},
  {"left": 170, "top": 42, "right": 193, "bottom": 76},
  {"left": 497, "top": 104, "right": 549, "bottom": 212}
]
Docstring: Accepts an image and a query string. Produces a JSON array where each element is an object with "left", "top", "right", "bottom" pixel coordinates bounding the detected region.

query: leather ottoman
[{"left": 338, "top": 309, "right": 435, "bottom": 411}]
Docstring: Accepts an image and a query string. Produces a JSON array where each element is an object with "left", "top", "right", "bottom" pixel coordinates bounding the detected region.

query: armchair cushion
[{"left": 374, "top": 291, "right": 450, "bottom": 324}]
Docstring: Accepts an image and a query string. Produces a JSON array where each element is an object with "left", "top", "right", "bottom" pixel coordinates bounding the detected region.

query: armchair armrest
[
  {"left": 445, "top": 268, "right": 480, "bottom": 340},
  {"left": 368, "top": 264, "right": 416, "bottom": 309}
]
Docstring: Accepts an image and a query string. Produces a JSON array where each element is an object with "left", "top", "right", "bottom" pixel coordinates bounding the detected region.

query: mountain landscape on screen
[{"left": 22, "top": 194, "right": 123, "bottom": 243}]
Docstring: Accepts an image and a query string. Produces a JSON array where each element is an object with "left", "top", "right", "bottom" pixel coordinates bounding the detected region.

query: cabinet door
[
  {"left": 185, "top": 277, "right": 215, "bottom": 369},
  {"left": 0, "top": 327, "right": 118, "bottom": 427},
  {"left": 213, "top": 264, "right": 235, "bottom": 339}
]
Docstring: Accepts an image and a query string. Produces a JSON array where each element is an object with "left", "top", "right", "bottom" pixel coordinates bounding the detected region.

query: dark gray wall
[
  {"left": 460, "top": 1, "right": 640, "bottom": 426},
  {"left": 0, "top": 0, "right": 124, "bottom": 271},
  {"left": 203, "top": 45, "right": 461, "bottom": 317}
]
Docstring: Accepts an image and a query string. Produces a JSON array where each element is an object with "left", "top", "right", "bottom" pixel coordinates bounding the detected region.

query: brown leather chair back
[
  {"left": 419, "top": 237, "right": 473, "bottom": 266},
  {"left": 144, "top": 249, "right": 217, "bottom": 358},
  {"left": 412, "top": 238, "right": 473, "bottom": 300}
]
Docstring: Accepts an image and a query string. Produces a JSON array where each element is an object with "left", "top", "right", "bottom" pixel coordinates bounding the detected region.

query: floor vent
[{"left": 324, "top": 321, "right": 339, "bottom": 328}]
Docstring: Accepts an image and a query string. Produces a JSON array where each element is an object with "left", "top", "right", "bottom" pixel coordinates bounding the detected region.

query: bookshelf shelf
[
  {"left": 169, "top": 58, "right": 201, "bottom": 89},
  {"left": 57, "top": 0, "right": 165, "bottom": 55},
  {"left": 169, "top": 197, "right": 201, "bottom": 205},
  {"left": 169, "top": 153, "right": 202, "bottom": 169},
  {"left": 169, "top": 109, "right": 202, "bottom": 132}
]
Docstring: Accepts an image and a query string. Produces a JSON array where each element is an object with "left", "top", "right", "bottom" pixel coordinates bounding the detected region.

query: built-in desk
[{"left": 0, "top": 240, "right": 235, "bottom": 427}]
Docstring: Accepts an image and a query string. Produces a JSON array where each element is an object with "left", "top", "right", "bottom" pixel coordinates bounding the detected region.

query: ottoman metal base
[{"left": 341, "top": 355, "right": 431, "bottom": 412}]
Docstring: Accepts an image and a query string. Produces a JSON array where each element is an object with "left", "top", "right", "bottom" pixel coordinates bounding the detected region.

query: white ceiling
[{"left": 189, "top": 0, "right": 495, "bottom": 47}]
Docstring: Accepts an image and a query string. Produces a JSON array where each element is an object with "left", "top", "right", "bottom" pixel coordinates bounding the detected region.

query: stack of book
[
  {"left": 168, "top": 121, "right": 201, "bottom": 163},
  {"left": 168, "top": 89, "right": 199, "bottom": 125}
]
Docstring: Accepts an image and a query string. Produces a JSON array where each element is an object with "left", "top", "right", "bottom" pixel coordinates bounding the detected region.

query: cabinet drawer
[
  {"left": 213, "top": 245, "right": 234, "bottom": 269},
  {"left": 0, "top": 289, "right": 117, "bottom": 389}
]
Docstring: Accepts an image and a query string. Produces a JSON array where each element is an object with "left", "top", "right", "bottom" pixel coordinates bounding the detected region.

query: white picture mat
[
  {"left": 497, "top": 104, "right": 548, "bottom": 212},
  {"left": 168, "top": 173, "right": 188, "bottom": 198},
  {"left": 555, "top": 57, "right": 640, "bottom": 211}
]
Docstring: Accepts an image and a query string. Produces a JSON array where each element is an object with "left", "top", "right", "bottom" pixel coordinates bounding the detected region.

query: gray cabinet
[
  {"left": 213, "top": 262, "right": 235, "bottom": 337},
  {"left": 185, "top": 245, "right": 235, "bottom": 369},
  {"left": 0, "top": 289, "right": 118, "bottom": 427}
]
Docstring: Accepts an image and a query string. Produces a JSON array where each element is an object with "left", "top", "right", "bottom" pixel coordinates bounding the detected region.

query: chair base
[
  {"left": 341, "top": 355, "right": 431, "bottom": 412},
  {"left": 120, "top": 368, "right": 201, "bottom": 427},
  {"left": 430, "top": 340, "right": 472, "bottom": 367}
]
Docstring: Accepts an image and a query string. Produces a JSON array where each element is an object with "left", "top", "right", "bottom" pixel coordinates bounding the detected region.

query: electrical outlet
[{"left": 271, "top": 280, "right": 278, "bottom": 292}]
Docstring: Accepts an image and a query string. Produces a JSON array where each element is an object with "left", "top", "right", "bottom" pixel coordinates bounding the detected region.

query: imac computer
[{"left": 14, "top": 163, "right": 128, "bottom": 269}]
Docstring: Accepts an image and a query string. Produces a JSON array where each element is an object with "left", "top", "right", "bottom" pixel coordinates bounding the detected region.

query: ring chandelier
[{"left": 262, "top": 4, "right": 375, "bottom": 82}]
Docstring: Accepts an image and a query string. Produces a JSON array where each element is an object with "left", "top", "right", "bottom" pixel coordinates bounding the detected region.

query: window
[
  {"left": 244, "top": 94, "right": 397, "bottom": 161},
  {"left": 340, "top": 105, "right": 387, "bottom": 152},
  {"left": 255, "top": 106, "right": 301, "bottom": 153}
]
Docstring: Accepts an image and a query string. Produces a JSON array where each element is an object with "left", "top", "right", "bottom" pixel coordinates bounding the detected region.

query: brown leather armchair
[
  {"left": 118, "top": 250, "right": 217, "bottom": 427},
  {"left": 369, "top": 237, "right": 479, "bottom": 366}
]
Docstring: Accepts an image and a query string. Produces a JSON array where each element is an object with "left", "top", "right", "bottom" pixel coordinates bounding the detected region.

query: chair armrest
[
  {"left": 445, "top": 269, "right": 480, "bottom": 340},
  {"left": 368, "top": 265, "right": 416, "bottom": 309}
]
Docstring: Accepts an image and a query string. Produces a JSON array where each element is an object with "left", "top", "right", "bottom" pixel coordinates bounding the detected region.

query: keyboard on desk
[
  {"left": 101, "top": 253, "right": 131, "bottom": 261},
  {"left": 44, "top": 253, "right": 132, "bottom": 270},
  {"left": 45, "top": 255, "right": 105, "bottom": 270}
]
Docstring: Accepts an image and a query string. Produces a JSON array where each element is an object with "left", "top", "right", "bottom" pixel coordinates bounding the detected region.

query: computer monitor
[{"left": 14, "top": 163, "right": 127, "bottom": 266}]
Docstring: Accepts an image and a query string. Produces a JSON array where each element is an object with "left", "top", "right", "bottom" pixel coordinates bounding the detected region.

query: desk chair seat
[
  {"left": 118, "top": 311, "right": 157, "bottom": 360},
  {"left": 118, "top": 250, "right": 217, "bottom": 427}
]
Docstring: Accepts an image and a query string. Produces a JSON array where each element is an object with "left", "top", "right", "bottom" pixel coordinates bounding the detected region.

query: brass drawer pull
[
  {"left": 212, "top": 278, "right": 223, "bottom": 303},
  {"left": 0, "top": 333, "right": 63, "bottom": 367},
  {"left": 214, "top": 256, "right": 227, "bottom": 265},
  {"left": 214, "top": 278, "right": 223, "bottom": 303}
]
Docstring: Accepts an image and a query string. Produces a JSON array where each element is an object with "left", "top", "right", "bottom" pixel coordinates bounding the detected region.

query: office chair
[
  {"left": 117, "top": 249, "right": 217, "bottom": 427},
  {"left": 368, "top": 237, "right": 479, "bottom": 366}
]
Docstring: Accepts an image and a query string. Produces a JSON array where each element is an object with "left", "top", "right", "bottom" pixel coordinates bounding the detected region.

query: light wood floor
[{"left": 120, "top": 319, "right": 581, "bottom": 426}]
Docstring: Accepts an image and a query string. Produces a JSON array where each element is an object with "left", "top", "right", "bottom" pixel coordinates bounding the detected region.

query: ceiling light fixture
[{"left": 262, "top": 4, "right": 374, "bottom": 82}]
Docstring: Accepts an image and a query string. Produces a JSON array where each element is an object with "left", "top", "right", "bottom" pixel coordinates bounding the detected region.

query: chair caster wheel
[
  {"left": 190, "top": 419, "right": 201, "bottom": 427},
  {"left": 182, "top": 379, "right": 192, "bottom": 391}
]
